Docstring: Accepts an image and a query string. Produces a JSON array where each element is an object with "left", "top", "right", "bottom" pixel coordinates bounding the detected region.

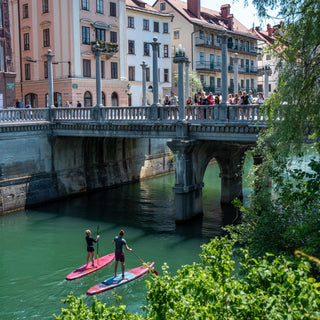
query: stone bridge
[{"left": 0, "top": 105, "right": 265, "bottom": 221}]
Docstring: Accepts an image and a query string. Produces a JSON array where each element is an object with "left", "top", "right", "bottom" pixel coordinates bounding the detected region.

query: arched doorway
[
  {"left": 25, "top": 93, "right": 38, "bottom": 108},
  {"left": 111, "top": 92, "right": 118, "bottom": 106},
  {"left": 84, "top": 91, "right": 92, "bottom": 107},
  {"left": 45, "top": 92, "right": 62, "bottom": 107}
]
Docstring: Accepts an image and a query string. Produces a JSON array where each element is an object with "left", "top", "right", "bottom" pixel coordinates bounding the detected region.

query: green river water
[{"left": 0, "top": 162, "right": 252, "bottom": 319}]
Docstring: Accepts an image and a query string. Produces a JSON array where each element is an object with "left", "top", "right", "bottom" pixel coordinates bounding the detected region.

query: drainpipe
[{"left": 17, "top": 0, "right": 23, "bottom": 103}]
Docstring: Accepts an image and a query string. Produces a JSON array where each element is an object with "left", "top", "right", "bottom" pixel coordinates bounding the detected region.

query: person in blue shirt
[{"left": 112, "top": 229, "right": 132, "bottom": 278}]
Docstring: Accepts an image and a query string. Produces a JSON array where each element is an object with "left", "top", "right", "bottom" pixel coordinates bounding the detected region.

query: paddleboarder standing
[
  {"left": 85, "top": 229, "right": 100, "bottom": 268},
  {"left": 112, "top": 229, "right": 132, "bottom": 278}
]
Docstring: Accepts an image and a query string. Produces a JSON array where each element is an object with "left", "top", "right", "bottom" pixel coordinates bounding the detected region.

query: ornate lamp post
[
  {"left": 150, "top": 37, "right": 161, "bottom": 120},
  {"left": 221, "top": 31, "right": 228, "bottom": 105},
  {"left": 173, "top": 44, "right": 189, "bottom": 120},
  {"left": 259, "top": 64, "right": 272, "bottom": 98},
  {"left": 45, "top": 49, "right": 55, "bottom": 109},
  {"left": 140, "top": 61, "right": 148, "bottom": 107},
  {"left": 233, "top": 53, "right": 239, "bottom": 94},
  {"left": 91, "top": 42, "right": 104, "bottom": 109}
]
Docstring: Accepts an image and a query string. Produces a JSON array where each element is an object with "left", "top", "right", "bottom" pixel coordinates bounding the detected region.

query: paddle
[
  {"left": 131, "top": 250, "right": 158, "bottom": 276},
  {"left": 96, "top": 225, "right": 99, "bottom": 266}
]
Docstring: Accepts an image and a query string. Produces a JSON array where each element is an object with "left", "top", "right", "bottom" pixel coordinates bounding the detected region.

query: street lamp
[{"left": 173, "top": 44, "right": 189, "bottom": 120}]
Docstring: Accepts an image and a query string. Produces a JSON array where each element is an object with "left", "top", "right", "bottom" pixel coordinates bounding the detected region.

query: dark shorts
[
  {"left": 115, "top": 252, "right": 125, "bottom": 262},
  {"left": 87, "top": 247, "right": 94, "bottom": 253}
]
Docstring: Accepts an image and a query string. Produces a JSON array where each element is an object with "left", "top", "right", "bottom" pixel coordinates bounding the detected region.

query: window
[
  {"left": 143, "top": 19, "right": 149, "bottom": 31},
  {"left": 43, "top": 29, "right": 50, "bottom": 47},
  {"left": 110, "top": 31, "right": 117, "bottom": 43},
  {"left": 82, "top": 26, "right": 90, "bottom": 44},
  {"left": 0, "top": 42, "right": 4, "bottom": 71},
  {"left": 241, "top": 79, "right": 244, "bottom": 88},
  {"left": 0, "top": 5, "right": 2, "bottom": 28},
  {"left": 110, "top": 2, "right": 116, "bottom": 17},
  {"left": 96, "top": 28, "right": 105, "bottom": 41},
  {"left": 163, "top": 23, "right": 168, "bottom": 34},
  {"left": 102, "top": 92, "right": 106, "bottom": 106},
  {"left": 42, "top": 0, "right": 49, "bottom": 13},
  {"left": 25, "top": 63, "right": 31, "bottom": 80},
  {"left": 128, "top": 16, "right": 134, "bottom": 28},
  {"left": 101, "top": 61, "right": 105, "bottom": 79},
  {"left": 217, "top": 55, "right": 221, "bottom": 67},
  {"left": 199, "top": 31, "right": 204, "bottom": 39},
  {"left": 82, "top": 0, "right": 89, "bottom": 10},
  {"left": 160, "top": 3, "right": 166, "bottom": 10},
  {"left": 210, "top": 77, "right": 215, "bottom": 88},
  {"left": 83, "top": 59, "right": 91, "bottom": 77},
  {"left": 164, "top": 69, "right": 169, "bottom": 82},
  {"left": 143, "top": 42, "right": 150, "bottom": 56},
  {"left": 44, "top": 61, "right": 48, "bottom": 79},
  {"left": 23, "top": 33, "right": 30, "bottom": 50},
  {"left": 128, "top": 40, "right": 135, "bottom": 54},
  {"left": 163, "top": 44, "right": 169, "bottom": 57},
  {"left": 174, "top": 31, "right": 179, "bottom": 39},
  {"left": 128, "top": 66, "right": 135, "bottom": 81},
  {"left": 111, "top": 62, "right": 118, "bottom": 79},
  {"left": 217, "top": 78, "right": 221, "bottom": 88},
  {"left": 200, "top": 52, "right": 204, "bottom": 64},
  {"left": 153, "top": 21, "right": 159, "bottom": 32},
  {"left": 96, "top": 0, "right": 103, "bottom": 13},
  {"left": 22, "top": 4, "right": 29, "bottom": 18},
  {"left": 146, "top": 67, "right": 150, "bottom": 81}
]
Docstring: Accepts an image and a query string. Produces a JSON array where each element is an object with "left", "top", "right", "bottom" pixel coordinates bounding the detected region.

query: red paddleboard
[
  {"left": 86, "top": 262, "right": 155, "bottom": 295},
  {"left": 66, "top": 253, "right": 115, "bottom": 280}
]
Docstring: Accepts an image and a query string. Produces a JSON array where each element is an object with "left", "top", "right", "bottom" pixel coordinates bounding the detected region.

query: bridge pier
[
  {"left": 214, "top": 145, "right": 248, "bottom": 203},
  {"left": 167, "top": 139, "right": 203, "bottom": 222}
]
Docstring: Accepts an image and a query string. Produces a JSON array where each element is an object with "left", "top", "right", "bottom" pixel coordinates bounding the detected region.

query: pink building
[
  {"left": 0, "top": 0, "right": 16, "bottom": 108},
  {"left": 9, "top": 0, "right": 128, "bottom": 108}
]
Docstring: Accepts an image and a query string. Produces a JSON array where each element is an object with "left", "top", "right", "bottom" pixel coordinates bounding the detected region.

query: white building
[{"left": 126, "top": 0, "right": 173, "bottom": 106}]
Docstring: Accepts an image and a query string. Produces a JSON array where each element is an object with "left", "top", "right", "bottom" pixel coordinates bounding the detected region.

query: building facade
[
  {"left": 153, "top": 0, "right": 260, "bottom": 95},
  {"left": 126, "top": 0, "right": 173, "bottom": 106},
  {"left": 9, "top": 0, "right": 129, "bottom": 108},
  {"left": 0, "top": 0, "right": 16, "bottom": 108},
  {"left": 254, "top": 24, "right": 281, "bottom": 96}
]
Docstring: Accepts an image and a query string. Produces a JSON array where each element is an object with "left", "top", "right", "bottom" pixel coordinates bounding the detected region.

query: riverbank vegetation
[{"left": 54, "top": 0, "right": 320, "bottom": 318}]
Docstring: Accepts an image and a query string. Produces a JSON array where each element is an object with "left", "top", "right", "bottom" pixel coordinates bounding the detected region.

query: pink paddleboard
[
  {"left": 86, "top": 262, "right": 155, "bottom": 295},
  {"left": 66, "top": 253, "right": 115, "bottom": 280}
]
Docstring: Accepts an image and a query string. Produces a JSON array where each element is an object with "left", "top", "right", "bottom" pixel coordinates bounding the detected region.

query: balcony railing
[
  {"left": 196, "top": 61, "right": 221, "bottom": 71},
  {"left": 91, "top": 41, "right": 119, "bottom": 54}
]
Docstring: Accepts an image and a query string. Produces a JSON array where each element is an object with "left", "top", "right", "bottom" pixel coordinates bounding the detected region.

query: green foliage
[
  {"left": 173, "top": 69, "right": 203, "bottom": 97},
  {"left": 53, "top": 293, "right": 143, "bottom": 320},
  {"left": 55, "top": 238, "right": 320, "bottom": 319}
]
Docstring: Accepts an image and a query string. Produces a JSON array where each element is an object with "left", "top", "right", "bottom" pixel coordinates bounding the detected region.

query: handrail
[{"left": 0, "top": 104, "right": 267, "bottom": 124}]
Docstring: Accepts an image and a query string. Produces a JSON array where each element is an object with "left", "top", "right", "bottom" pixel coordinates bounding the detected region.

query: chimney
[
  {"left": 187, "top": 0, "right": 201, "bottom": 19},
  {"left": 220, "top": 4, "right": 230, "bottom": 18},
  {"left": 227, "top": 14, "right": 233, "bottom": 30},
  {"left": 267, "top": 24, "right": 273, "bottom": 36}
]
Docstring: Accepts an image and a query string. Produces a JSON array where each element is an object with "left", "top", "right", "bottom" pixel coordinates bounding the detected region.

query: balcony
[
  {"left": 91, "top": 41, "right": 119, "bottom": 57},
  {"left": 196, "top": 61, "right": 221, "bottom": 72},
  {"left": 195, "top": 37, "right": 221, "bottom": 49}
]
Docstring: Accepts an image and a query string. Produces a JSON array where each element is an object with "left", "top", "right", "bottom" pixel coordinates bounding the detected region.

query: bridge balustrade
[
  {"left": 0, "top": 104, "right": 266, "bottom": 124},
  {"left": 0, "top": 108, "right": 47, "bottom": 122}
]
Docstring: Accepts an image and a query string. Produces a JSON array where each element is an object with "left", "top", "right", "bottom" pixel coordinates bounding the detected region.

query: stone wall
[{"left": 0, "top": 134, "right": 172, "bottom": 214}]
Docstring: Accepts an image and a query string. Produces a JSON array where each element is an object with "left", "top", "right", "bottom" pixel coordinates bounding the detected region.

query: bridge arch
[{"left": 167, "top": 139, "right": 254, "bottom": 222}]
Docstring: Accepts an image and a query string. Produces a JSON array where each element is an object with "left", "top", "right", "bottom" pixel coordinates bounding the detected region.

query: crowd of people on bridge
[{"left": 163, "top": 90, "right": 264, "bottom": 107}]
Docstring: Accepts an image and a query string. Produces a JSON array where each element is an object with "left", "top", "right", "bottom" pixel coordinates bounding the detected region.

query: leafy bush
[{"left": 55, "top": 237, "right": 320, "bottom": 319}]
